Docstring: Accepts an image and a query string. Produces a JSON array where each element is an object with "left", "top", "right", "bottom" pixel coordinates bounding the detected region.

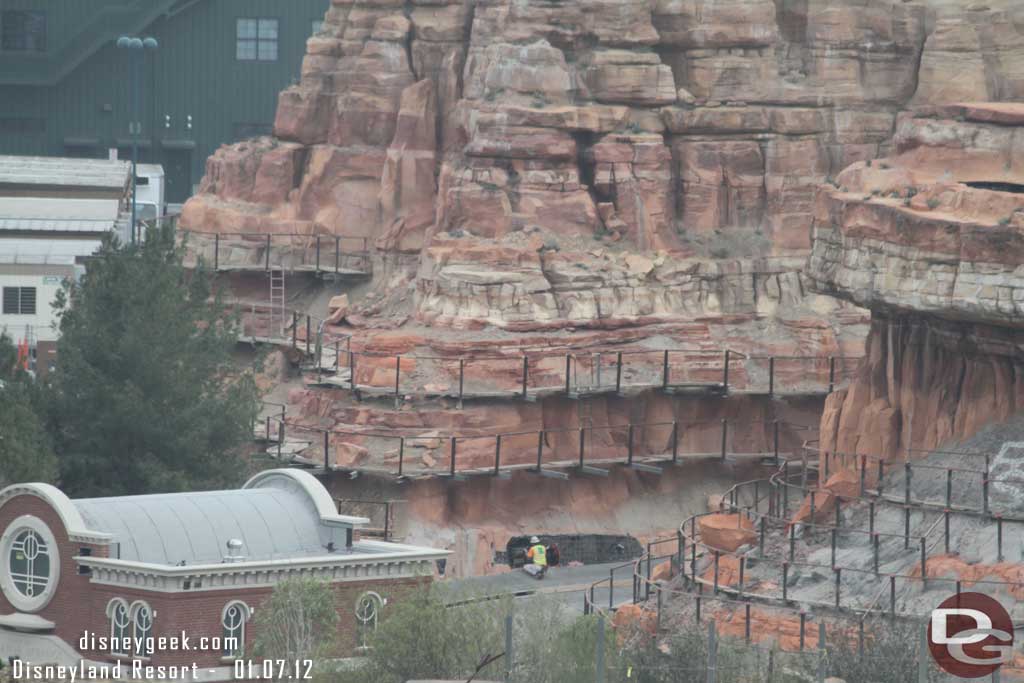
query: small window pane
[
  {"left": 2, "top": 287, "right": 17, "bottom": 314},
  {"left": 257, "top": 41, "right": 277, "bottom": 61},
  {"left": 236, "top": 18, "right": 257, "bottom": 39},
  {"left": 19, "top": 287, "right": 35, "bottom": 315},
  {"left": 236, "top": 39, "right": 256, "bottom": 61},
  {"left": 258, "top": 19, "right": 278, "bottom": 39}
]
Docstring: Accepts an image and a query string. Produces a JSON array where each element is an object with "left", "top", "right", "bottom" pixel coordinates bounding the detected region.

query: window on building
[
  {"left": 354, "top": 592, "right": 384, "bottom": 650},
  {"left": 130, "top": 602, "right": 154, "bottom": 657},
  {"left": 107, "top": 599, "right": 131, "bottom": 655},
  {"left": 312, "top": 20, "right": 324, "bottom": 35},
  {"left": 236, "top": 18, "right": 278, "bottom": 61},
  {"left": 221, "top": 602, "right": 250, "bottom": 658},
  {"left": 9, "top": 530, "right": 49, "bottom": 598},
  {"left": 2, "top": 287, "right": 36, "bottom": 315},
  {"left": 1, "top": 11, "right": 46, "bottom": 52}
]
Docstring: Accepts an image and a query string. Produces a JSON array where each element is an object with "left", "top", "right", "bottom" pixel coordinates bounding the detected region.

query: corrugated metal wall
[{"left": 0, "top": 0, "right": 330, "bottom": 202}]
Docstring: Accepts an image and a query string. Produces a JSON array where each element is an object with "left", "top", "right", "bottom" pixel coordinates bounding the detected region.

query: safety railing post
[
  {"left": 521, "top": 356, "right": 528, "bottom": 400},
  {"left": 646, "top": 544, "right": 652, "bottom": 600},
  {"left": 860, "top": 455, "right": 867, "bottom": 496},
  {"left": 315, "top": 235, "right": 321, "bottom": 272},
  {"left": 615, "top": 351, "right": 623, "bottom": 393},
  {"left": 398, "top": 437, "right": 405, "bottom": 477},
  {"left": 494, "top": 434, "right": 502, "bottom": 476},
  {"left": 872, "top": 533, "right": 879, "bottom": 574},
  {"left": 305, "top": 315, "right": 311, "bottom": 356},
  {"left": 782, "top": 562, "right": 789, "bottom": 602},
  {"left": 214, "top": 233, "right": 220, "bottom": 270},
  {"left": 323, "top": 430, "right": 330, "bottom": 471},
  {"left": 335, "top": 236, "right": 340, "bottom": 274},
  {"left": 723, "top": 349, "right": 730, "bottom": 392},
  {"left": 768, "top": 356, "right": 775, "bottom": 397},
  {"left": 672, "top": 421, "right": 679, "bottom": 463},
  {"left": 292, "top": 311, "right": 297, "bottom": 349},
  {"left": 983, "top": 454, "right": 991, "bottom": 514},
  {"left": 450, "top": 436, "right": 457, "bottom": 477},
  {"left": 828, "top": 356, "right": 836, "bottom": 392},
  {"left": 834, "top": 567, "right": 841, "bottom": 608},
  {"left": 458, "top": 359, "right": 465, "bottom": 408},
  {"left": 997, "top": 515, "right": 1003, "bottom": 561},
  {"left": 349, "top": 352, "right": 356, "bottom": 391},
  {"left": 536, "top": 430, "right": 544, "bottom": 471},
  {"left": 394, "top": 355, "right": 401, "bottom": 402},
  {"left": 945, "top": 469, "right": 953, "bottom": 508},
  {"left": 920, "top": 537, "right": 927, "bottom": 588},
  {"left": 662, "top": 350, "right": 670, "bottom": 389},
  {"left": 944, "top": 509, "right": 951, "bottom": 554},
  {"left": 905, "top": 462, "right": 912, "bottom": 505},
  {"left": 564, "top": 354, "right": 572, "bottom": 394},
  {"left": 265, "top": 234, "right": 271, "bottom": 271},
  {"left": 720, "top": 419, "right": 727, "bottom": 460}
]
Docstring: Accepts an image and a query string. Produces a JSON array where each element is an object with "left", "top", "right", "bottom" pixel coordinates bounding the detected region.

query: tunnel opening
[
  {"left": 501, "top": 533, "right": 643, "bottom": 568},
  {"left": 964, "top": 180, "right": 1024, "bottom": 194}
]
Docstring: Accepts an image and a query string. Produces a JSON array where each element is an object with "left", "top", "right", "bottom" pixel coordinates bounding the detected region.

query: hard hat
[{"left": 530, "top": 536, "right": 540, "bottom": 544}]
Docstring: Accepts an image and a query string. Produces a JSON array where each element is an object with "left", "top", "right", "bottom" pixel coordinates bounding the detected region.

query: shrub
[{"left": 926, "top": 198, "right": 940, "bottom": 210}]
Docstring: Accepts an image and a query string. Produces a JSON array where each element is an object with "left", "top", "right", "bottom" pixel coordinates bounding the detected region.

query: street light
[{"left": 116, "top": 35, "right": 158, "bottom": 243}]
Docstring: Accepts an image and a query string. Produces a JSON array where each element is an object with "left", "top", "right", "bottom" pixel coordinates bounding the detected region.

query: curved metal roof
[{"left": 70, "top": 471, "right": 362, "bottom": 566}]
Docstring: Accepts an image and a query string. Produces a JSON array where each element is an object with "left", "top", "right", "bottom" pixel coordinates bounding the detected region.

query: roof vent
[{"left": 224, "top": 538, "right": 245, "bottom": 563}]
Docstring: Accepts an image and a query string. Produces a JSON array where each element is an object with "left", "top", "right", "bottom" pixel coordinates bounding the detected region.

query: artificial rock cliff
[
  {"left": 809, "top": 103, "right": 1024, "bottom": 458},
  {"left": 182, "top": 0, "right": 1024, "bottom": 333}
]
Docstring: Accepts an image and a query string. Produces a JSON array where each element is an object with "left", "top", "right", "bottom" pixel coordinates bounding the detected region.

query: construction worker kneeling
[{"left": 523, "top": 535, "right": 547, "bottom": 579}]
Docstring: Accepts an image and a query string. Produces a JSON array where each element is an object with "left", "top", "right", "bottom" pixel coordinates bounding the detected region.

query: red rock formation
[
  {"left": 181, "top": 2, "right": 1024, "bottom": 333},
  {"left": 808, "top": 104, "right": 1024, "bottom": 459}
]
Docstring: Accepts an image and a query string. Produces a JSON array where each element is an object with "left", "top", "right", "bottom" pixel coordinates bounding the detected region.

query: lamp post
[{"left": 116, "top": 35, "right": 158, "bottom": 243}]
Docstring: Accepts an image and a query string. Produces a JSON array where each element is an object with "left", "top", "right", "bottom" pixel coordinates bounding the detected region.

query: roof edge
[
  {"left": 242, "top": 469, "right": 369, "bottom": 527},
  {"left": 0, "top": 483, "right": 111, "bottom": 543}
]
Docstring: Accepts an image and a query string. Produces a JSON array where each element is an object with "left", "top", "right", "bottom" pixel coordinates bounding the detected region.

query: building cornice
[{"left": 74, "top": 543, "right": 449, "bottom": 593}]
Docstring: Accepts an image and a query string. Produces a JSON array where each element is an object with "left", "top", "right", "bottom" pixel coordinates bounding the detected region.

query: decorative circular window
[{"left": 0, "top": 516, "right": 59, "bottom": 612}]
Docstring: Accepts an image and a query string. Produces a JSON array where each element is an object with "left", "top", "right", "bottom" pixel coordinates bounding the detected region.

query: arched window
[
  {"left": 1, "top": 516, "right": 60, "bottom": 612},
  {"left": 129, "top": 601, "right": 153, "bottom": 658},
  {"left": 106, "top": 599, "right": 131, "bottom": 655},
  {"left": 354, "top": 592, "right": 384, "bottom": 650},
  {"left": 221, "top": 601, "right": 250, "bottom": 658},
  {"left": 9, "top": 529, "right": 49, "bottom": 598}
]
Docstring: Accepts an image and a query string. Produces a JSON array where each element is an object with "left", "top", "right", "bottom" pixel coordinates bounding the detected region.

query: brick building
[{"left": 0, "top": 469, "right": 446, "bottom": 679}]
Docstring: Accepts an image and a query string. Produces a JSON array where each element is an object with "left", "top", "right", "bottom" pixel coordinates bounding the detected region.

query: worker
[{"left": 524, "top": 535, "right": 547, "bottom": 579}]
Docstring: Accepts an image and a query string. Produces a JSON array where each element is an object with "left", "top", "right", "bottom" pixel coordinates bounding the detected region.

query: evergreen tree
[
  {"left": 0, "top": 333, "right": 57, "bottom": 486},
  {"left": 49, "top": 225, "right": 259, "bottom": 496}
]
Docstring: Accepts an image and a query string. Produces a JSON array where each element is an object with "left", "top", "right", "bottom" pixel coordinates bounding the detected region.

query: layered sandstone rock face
[
  {"left": 181, "top": 1, "right": 1024, "bottom": 331},
  {"left": 809, "top": 104, "right": 1024, "bottom": 458}
]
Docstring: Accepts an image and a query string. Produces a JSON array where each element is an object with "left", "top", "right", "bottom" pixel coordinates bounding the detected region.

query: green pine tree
[
  {"left": 49, "top": 224, "right": 259, "bottom": 496},
  {"left": 0, "top": 333, "right": 58, "bottom": 486}
]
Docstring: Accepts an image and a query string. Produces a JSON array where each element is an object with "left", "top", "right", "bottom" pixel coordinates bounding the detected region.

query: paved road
[{"left": 443, "top": 559, "right": 670, "bottom": 615}]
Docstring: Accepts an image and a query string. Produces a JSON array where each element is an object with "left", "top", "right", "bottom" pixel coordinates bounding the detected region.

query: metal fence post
[
  {"left": 768, "top": 356, "right": 775, "bottom": 397},
  {"left": 828, "top": 356, "right": 835, "bottom": 392},
  {"left": 595, "top": 614, "right": 606, "bottom": 683},
  {"left": 505, "top": 613, "right": 514, "bottom": 682},
  {"left": 521, "top": 356, "right": 528, "bottom": 399},
  {"left": 918, "top": 623, "right": 929, "bottom": 683},
  {"left": 214, "top": 233, "right": 219, "bottom": 270},
  {"left": 706, "top": 620, "right": 718, "bottom": 683},
  {"left": 817, "top": 622, "right": 827, "bottom": 683},
  {"left": 720, "top": 419, "right": 727, "bottom": 460},
  {"left": 615, "top": 351, "right": 623, "bottom": 393}
]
